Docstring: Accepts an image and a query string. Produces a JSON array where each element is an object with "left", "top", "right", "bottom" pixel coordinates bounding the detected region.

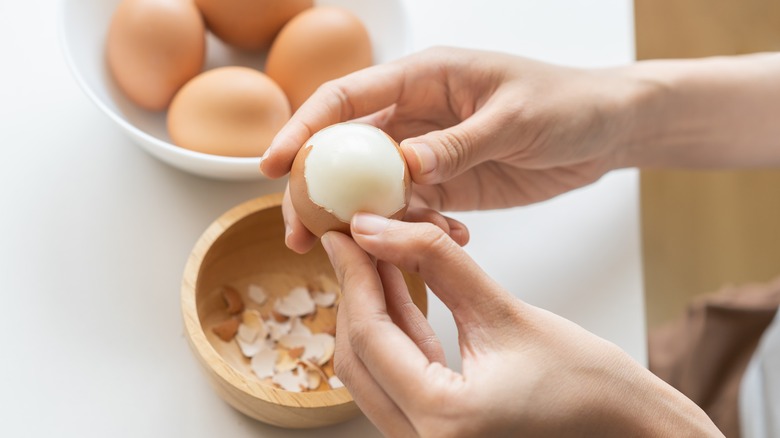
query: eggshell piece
[
  {"left": 250, "top": 349, "right": 278, "bottom": 379},
  {"left": 289, "top": 123, "right": 411, "bottom": 237},
  {"left": 265, "top": 6, "right": 373, "bottom": 111},
  {"left": 106, "top": 0, "right": 205, "bottom": 111},
  {"left": 328, "top": 375, "right": 344, "bottom": 389},
  {"left": 167, "top": 66, "right": 291, "bottom": 157},
  {"left": 247, "top": 284, "right": 268, "bottom": 305},
  {"left": 273, "top": 286, "right": 315, "bottom": 317},
  {"left": 195, "top": 0, "right": 312, "bottom": 51}
]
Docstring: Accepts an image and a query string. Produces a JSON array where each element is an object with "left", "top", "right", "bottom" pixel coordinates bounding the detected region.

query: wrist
[
  {"left": 609, "top": 61, "right": 678, "bottom": 169},
  {"left": 616, "top": 58, "right": 721, "bottom": 169},
  {"left": 550, "top": 344, "right": 722, "bottom": 437},
  {"left": 598, "top": 363, "right": 724, "bottom": 437},
  {"left": 614, "top": 53, "right": 780, "bottom": 169}
]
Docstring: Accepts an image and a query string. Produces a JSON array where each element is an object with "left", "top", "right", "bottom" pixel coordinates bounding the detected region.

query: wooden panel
[
  {"left": 635, "top": 0, "right": 780, "bottom": 329},
  {"left": 636, "top": 0, "right": 780, "bottom": 59}
]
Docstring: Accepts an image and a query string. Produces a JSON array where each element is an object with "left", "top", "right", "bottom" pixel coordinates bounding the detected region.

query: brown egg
[
  {"left": 106, "top": 0, "right": 205, "bottom": 111},
  {"left": 265, "top": 7, "right": 373, "bottom": 112},
  {"left": 289, "top": 123, "right": 411, "bottom": 237},
  {"left": 167, "top": 67, "right": 291, "bottom": 157},
  {"left": 194, "top": 0, "right": 312, "bottom": 51}
]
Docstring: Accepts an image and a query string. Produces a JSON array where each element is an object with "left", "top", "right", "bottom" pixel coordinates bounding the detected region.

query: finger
[
  {"left": 399, "top": 102, "right": 508, "bottom": 186},
  {"left": 322, "top": 231, "right": 441, "bottom": 414},
  {"left": 377, "top": 260, "right": 447, "bottom": 365},
  {"left": 350, "top": 213, "right": 517, "bottom": 328},
  {"left": 260, "top": 63, "right": 407, "bottom": 179},
  {"left": 281, "top": 185, "right": 317, "bottom": 254},
  {"left": 333, "top": 281, "right": 418, "bottom": 437},
  {"left": 350, "top": 105, "right": 397, "bottom": 132},
  {"left": 403, "top": 208, "right": 470, "bottom": 247}
]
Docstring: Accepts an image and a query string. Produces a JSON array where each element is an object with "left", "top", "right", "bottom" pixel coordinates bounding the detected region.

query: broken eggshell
[
  {"left": 311, "top": 290, "right": 337, "bottom": 308},
  {"left": 274, "top": 286, "right": 316, "bottom": 317},
  {"left": 182, "top": 193, "right": 429, "bottom": 428},
  {"left": 289, "top": 123, "right": 412, "bottom": 237},
  {"left": 248, "top": 284, "right": 268, "bottom": 305},
  {"left": 250, "top": 348, "right": 278, "bottom": 379}
]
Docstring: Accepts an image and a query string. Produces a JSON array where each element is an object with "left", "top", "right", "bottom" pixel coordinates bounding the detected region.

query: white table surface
[{"left": 0, "top": 0, "right": 643, "bottom": 436}]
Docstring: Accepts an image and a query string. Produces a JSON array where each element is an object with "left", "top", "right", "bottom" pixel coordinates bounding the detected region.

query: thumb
[
  {"left": 350, "top": 213, "right": 518, "bottom": 327},
  {"left": 399, "top": 110, "right": 499, "bottom": 185}
]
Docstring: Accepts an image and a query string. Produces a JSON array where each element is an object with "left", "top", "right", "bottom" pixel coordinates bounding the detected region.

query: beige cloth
[{"left": 649, "top": 276, "right": 780, "bottom": 438}]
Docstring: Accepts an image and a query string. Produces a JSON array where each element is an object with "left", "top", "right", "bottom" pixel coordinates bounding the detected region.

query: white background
[{"left": 0, "top": 0, "right": 642, "bottom": 436}]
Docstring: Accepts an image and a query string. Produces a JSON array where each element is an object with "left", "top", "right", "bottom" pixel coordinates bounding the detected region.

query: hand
[
  {"left": 262, "top": 47, "right": 642, "bottom": 253},
  {"left": 322, "top": 214, "right": 723, "bottom": 437}
]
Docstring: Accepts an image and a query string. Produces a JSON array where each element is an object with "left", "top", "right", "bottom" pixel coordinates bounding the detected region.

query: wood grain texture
[
  {"left": 635, "top": 0, "right": 780, "bottom": 329},
  {"left": 181, "top": 193, "right": 428, "bottom": 428}
]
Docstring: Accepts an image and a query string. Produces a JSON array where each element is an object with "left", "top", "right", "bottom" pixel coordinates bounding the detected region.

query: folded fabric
[{"left": 648, "top": 276, "right": 780, "bottom": 438}]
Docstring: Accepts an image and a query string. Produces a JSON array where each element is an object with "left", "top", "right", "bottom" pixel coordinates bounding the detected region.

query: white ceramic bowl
[{"left": 58, "top": 0, "right": 411, "bottom": 181}]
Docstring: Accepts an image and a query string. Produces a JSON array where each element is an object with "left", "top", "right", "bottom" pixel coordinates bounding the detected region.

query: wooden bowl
[{"left": 181, "top": 192, "right": 427, "bottom": 428}]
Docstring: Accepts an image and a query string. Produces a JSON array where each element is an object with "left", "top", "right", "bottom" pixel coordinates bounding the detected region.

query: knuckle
[
  {"left": 394, "top": 222, "right": 456, "bottom": 274},
  {"left": 419, "top": 223, "right": 457, "bottom": 259},
  {"left": 340, "top": 258, "right": 374, "bottom": 290},
  {"left": 318, "top": 80, "right": 356, "bottom": 121},
  {"left": 332, "top": 352, "right": 358, "bottom": 386},
  {"left": 414, "top": 332, "right": 441, "bottom": 353},
  {"left": 347, "top": 319, "right": 375, "bottom": 360},
  {"left": 436, "top": 128, "right": 473, "bottom": 175}
]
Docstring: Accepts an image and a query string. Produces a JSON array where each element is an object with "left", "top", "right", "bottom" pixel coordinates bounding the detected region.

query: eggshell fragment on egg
[{"left": 289, "top": 123, "right": 411, "bottom": 237}]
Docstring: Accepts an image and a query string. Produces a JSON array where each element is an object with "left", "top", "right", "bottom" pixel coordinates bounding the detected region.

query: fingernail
[
  {"left": 352, "top": 213, "right": 390, "bottom": 235},
  {"left": 284, "top": 226, "right": 293, "bottom": 247},
  {"left": 406, "top": 143, "right": 437, "bottom": 175},
  {"left": 321, "top": 232, "right": 334, "bottom": 258},
  {"left": 258, "top": 149, "right": 271, "bottom": 176}
]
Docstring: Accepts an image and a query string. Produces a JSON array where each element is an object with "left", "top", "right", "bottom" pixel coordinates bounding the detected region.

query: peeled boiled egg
[
  {"left": 194, "top": 0, "right": 312, "bottom": 51},
  {"left": 289, "top": 123, "right": 411, "bottom": 237},
  {"left": 265, "top": 7, "right": 373, "bottom": 111},
  {"left": 167, "top": 66, "right": 291, "bottom": 157},
  {"left": 106, "top": 0, "right": 205, "bottom": 111}
]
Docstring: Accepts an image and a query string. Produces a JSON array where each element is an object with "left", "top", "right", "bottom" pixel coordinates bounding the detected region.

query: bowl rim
[
  {"left": 56, "top": 0, "right": 413, "bottom": 180},
  {"left": 180, "top": 192, "right": 354, "bottom": 408},
  {"left": 56, "top": 0, "right": 265, "bottom": 166}
]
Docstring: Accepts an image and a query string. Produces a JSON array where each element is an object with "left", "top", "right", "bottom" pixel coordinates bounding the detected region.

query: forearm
[
  {"left": 586, "top": 361, "right": 725, "bottom": 437},
  {"left": 620, "top": 52, "right": 780, "bottom": 168},
  {"left": 617, "top": 372, "right": 724, "bottom": 437}
]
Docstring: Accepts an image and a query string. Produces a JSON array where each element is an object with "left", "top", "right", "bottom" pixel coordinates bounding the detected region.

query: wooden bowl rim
[{"left": 181, "top": 192, "right": 355, "bottom": 408}]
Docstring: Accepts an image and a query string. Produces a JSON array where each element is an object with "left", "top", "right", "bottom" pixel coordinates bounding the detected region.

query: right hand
[
  {"left": 322, "top": 214, "right": 724, "bottom": 437},
  {"left": 261, "top": 47, "right": 644, "bottom": 252}
]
